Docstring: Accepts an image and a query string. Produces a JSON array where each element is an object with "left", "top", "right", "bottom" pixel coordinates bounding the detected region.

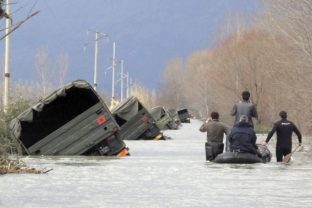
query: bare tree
[
  {"left": 256, "top": 0, "right": 312, "bottom": 132},
  {"left": 129, "top": 81, "right": 156, "bottom": 109},
  {"left": 0, "top": 2, "right": 39, "bottom": 40},
  {"left": 56, "top": 51, "right": 70, "bottom": 87},
  {"left": 0, "top": 0, "right": 12, "bottom": 23},
  {"left": 160, "top": 58, "right": 185, "bottom": 109},
  {"left": 34, "top": 47, "right": 71, "bottom": 97},
  {"left": 154, "top": 0, "right": 312, "bottom": 134},
  {"left": 35, "top": 47, "right": 51, "bottom": 97},
  {"left": 183, "top": 50, "right": 216, "bottom": 117}
]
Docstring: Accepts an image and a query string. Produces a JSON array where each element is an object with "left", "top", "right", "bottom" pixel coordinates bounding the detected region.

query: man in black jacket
[
  {"left": 265, "top": 111, "right": 302, "bottom": 162},
  {"left": 228, "top": 115, "right": 259, "bottom": 155}
]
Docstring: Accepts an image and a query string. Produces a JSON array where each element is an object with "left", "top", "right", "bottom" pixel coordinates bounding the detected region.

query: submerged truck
[
  {"left": 177, "top": 108, "right": 191, "bottom": 123},
  {"left": 150, "top": 106, "right": 178, "bottom": 130},
  {"left": 111, "top": 96, "right": 163, "bottom": 140},
  {"left": 167, "top": 108, "right": 181, "bottom": 126},
  {"left": 9, "top": 80, "right": 128, "bottom": 156}
]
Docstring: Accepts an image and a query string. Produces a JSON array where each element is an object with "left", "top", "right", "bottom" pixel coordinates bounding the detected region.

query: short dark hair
[
  {"left": 279, "top": 111, "right": 287, "bottom": 119},
  {"left": 241, "top": 91, "right": 250, "bottom": 101},
  {"left": 210, "top": 111, "right": 219, "bottom": 120}
]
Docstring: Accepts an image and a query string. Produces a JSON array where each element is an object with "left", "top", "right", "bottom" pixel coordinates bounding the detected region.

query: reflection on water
[{"left": 1, "top": 119, "right": 312, "bottom": 208}]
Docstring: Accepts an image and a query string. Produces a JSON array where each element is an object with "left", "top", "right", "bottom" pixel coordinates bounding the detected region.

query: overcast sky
[{"left": 0, "top": 0, "right": 258, "bottom": 96}]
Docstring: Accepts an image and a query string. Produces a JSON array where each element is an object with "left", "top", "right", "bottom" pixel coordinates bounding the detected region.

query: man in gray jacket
[
  {"left": 200, "top": 111, "right": 229, "bottom": 160},
  {"left": 231, "top": 91, "right": 258, "bottom": 128}
]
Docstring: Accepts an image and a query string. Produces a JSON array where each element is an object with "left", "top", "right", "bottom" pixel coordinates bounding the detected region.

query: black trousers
[{"left": 276, "top": 146, "right": 291, "bottom": 162}]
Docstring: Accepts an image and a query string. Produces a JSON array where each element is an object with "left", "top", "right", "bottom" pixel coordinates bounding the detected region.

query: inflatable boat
[
  {"left": 205, "top": 143, "right": 271, "bottom": 164},
  {"left": 214, "top": 152, "right": 262, "bottom": 163}
]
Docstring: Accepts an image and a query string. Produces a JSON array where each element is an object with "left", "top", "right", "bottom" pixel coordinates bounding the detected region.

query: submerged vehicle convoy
[
  {"left": 9, "top": 80, "right": 128, "bottom": 156},
  {"left": 111, "top": 96, "right": 163, "bottom": 140}
]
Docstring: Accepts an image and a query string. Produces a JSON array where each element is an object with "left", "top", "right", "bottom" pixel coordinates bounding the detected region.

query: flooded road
[{"left": 1, "top": 119, "right": 312, "bottom": 208}]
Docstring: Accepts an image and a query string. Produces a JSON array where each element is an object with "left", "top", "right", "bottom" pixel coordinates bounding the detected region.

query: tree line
[{"left": 157, "top": 0, "right": 312, "bottom": 135}]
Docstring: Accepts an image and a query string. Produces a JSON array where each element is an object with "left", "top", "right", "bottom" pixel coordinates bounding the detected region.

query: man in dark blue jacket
[
  {"left": 229, "top": 115, "right": 259, "bottom": 155},
  {"left": 265, "top": 111, "right": 302, "bottom": 162}
]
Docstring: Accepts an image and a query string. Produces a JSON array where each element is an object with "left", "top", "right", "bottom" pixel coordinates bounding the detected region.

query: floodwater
[{"left": 1, "top": 119, "right": 312, "bottom": 208}]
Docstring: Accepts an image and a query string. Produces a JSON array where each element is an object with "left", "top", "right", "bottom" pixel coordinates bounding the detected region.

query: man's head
[
  {"left": 210, "top": 111, "right": 219, "bottom": 120},
  {"left": 239, "top": 115, "right": 248, "bottom": 123},
  {"left": 241, "top": 91, "right": 250, "bottom": 101},
  {"left": 279, "top": 111, "right": 287, "bottom": 119}
]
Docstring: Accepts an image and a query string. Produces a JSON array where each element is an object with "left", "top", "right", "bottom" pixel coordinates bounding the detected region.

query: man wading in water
[
  {"left": 265, "top": 111, "right": 302, "bottom": 162},
  {"left": 200, "top": 111, "right": 229, "bottom": 161}
]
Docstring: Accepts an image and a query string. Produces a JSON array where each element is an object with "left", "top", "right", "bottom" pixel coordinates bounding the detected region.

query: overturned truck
[
  {"left": 9, "top": 80, "right": 128, "bottom": 156},
  {"left": 111, "top": 96, "right": 163, "bottom": 140}
]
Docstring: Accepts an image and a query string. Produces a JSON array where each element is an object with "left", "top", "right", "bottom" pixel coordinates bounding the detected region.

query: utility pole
[
  {"left": 120, "top": 60, "right": 124, "bottom": 102},
  {"left": 111, "top": 41, "right": 116, "bottom": 106},
  {"left": 3, "top": 0, "right": 11, "bottom": 112},
  {"left": 87, "top": 30, "right": 108, "bottom": 91},
  {"left": 93, "top": 32, "right": 99, "bottom": 91}
]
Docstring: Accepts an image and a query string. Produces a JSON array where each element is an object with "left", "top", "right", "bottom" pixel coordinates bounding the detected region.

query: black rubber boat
[{"left": 205, "top": 143, "right": 271, "bottom": 163}]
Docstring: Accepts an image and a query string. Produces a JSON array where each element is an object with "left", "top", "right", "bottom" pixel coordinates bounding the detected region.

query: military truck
[
  {"left": 111, "top": 96, "right": 163, "bottom": 140},
  {"left": 177, "top": 108, "right": 191, "bottom": 123},
  {"left": 150, "top": 106, "right": 178, "bottom": 130},
  {"left": 167, "top": 108, "right": 181, "bottom": 127},
  {"left": 9, "top": 80, "right": 128, "bottom": 156}
]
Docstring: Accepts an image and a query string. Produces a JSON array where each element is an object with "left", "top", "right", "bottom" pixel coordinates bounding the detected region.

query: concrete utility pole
[
  {"left": 3, "top": 0, "right": 11, "bottom": 112},
  {"left": 89, "top": 30, "right": 108, "bottom": 91},
  {"left": 93, "top": 32, "right": 99, "bottom": 91},
  {"left": 111, "top": 41, "right": 116, "bottom": 100},
  {"left": 120, "top": 60, "right": 124, "bottom": 102}
]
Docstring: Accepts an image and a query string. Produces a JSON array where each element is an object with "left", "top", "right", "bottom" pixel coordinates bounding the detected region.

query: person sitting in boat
[
  {"left": 200, "top": 111, "right": 229, "bottom": 160},
  {"left": 228, "top": 115, "right": 261, "bottom": 156}
]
